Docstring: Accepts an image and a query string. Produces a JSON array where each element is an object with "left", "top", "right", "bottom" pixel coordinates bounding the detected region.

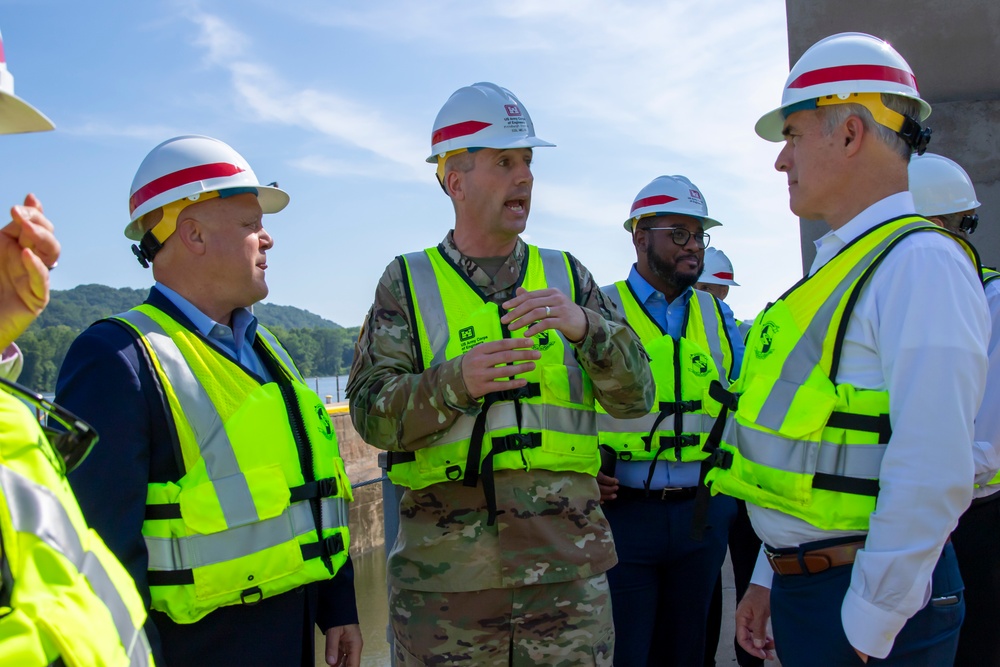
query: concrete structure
[{"left": 786, "top": 1, "right": 1000, "bottom": 271}]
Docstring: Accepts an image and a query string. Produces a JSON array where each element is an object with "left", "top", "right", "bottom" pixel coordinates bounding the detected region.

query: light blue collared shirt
[
  {"left": 614, "top": 265, "right": 745, "bottom": 489},
  {"left": 154, "top": 283, "right": 272, "bottom": 382}
]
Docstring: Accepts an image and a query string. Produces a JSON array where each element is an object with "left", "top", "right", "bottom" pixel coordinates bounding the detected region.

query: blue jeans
[
  {"left": 604, "top": 491, "right": 736, "bottom": 666},
  {"left": 770, "top": 542, "right": 964, "bottom": 667}
]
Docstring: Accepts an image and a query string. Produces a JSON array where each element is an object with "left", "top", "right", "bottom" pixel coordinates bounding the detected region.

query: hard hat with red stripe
[
  {"left": 698, "top": 248, "right": 740, "bottom": 286},
  {"left": 125, "top": 135, "right": 289, "bottom": 241},
  {"left": 755, "top": 32, "right": 932, "bottom": 154},
  {"left": 624, "top": 175, "right": 722, "bottom": 232},
  {"left": 0, "top": 28, "right": 54, "bottom": 134},
  {"left": 426, "top": 82, "right": 554, "bottom": 164},
  {"left": 909, "top": 153, "right": 981, "bottom": 217}
]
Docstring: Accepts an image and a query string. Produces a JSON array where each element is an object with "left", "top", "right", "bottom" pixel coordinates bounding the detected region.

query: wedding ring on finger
[{"left": 545, "top": 306, "right": 551, "bottom": 317}]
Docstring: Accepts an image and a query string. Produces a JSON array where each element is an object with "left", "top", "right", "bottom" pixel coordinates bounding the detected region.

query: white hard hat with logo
[
  {"left": 126, "top": 135, "right": 289, "bottom": 240},
  {"left": 755, "top": 32, "right": 932, "bottom": 154},
  {"left": 699, "top": 248, "right": 740, "bottom": 286},
  {"left": 427, "top": 82, "right": 555, "bottom": 163},
  {"left": 624, "top": 175, "right": 722, "bottom": 232},
  {"left": 126, "top": 135, "right": 289, "bottom": 268},
  {"left": 909, "top": 153, "right": 981, "bottom": 217},
  {"left": 0, "top": 28, "right": 54, "bottom": 134}
]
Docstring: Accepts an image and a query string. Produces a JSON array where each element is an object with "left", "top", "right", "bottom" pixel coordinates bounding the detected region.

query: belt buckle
[
  {"left": 660, "top": 487, "right": 682, "bottom": 499},
  {"left": 763, "top": 547, "right": 784, "bottom": 573}
]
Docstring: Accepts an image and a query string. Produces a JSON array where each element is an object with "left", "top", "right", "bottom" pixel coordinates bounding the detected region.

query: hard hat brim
[
  {"left": 754, "top": 108, "right": 785, "bottom": 143},
  {"left": 698, "top": 276, "right": 741, "bottom": 287},
  {"left": 425, "top": 136, "right": 555, "bottom": 163},
  {"left": 0, "top": 93, "right": 55, "bottom": 135},
  {"left": 623, "top": 215, "right": 723, "bottom": 233},
  {"left": 123, "top": 184, "right": 291, "bottom": 241}
]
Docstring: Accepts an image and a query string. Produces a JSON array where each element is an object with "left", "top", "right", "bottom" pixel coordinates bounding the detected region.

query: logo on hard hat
[
  {"left": 689, "top": 189, "right": 702, "bottom": 200},
  {"left": 504, "top": 104, "right": 522, "bottom": 117}
]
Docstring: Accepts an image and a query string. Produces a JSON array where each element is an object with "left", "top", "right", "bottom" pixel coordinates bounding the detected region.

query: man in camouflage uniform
[{"left": 347, "top": 82, "right": 654, "bottom": 666}]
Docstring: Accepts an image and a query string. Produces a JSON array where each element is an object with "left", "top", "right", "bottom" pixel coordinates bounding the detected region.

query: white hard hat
[
  {"left": 624, "top": 175, "right": 722, "bottom": 232},
  {"left": 699, "top": 248, "right": 740, "bottom": 286},
  {"left": 909, "top": 153, "right": 981, "bottom": 217},
  {"left": 426, "top": 82, "right": 554, "bottom": 163},
  {"left": 755, "top": 32, "right": 931, "bottom": 146},
  {"left": 0, "top": 28, "right": 54, "bottom": 134},
  {"left": 126, "top": 135, "right": 289, "bottom": 241}
]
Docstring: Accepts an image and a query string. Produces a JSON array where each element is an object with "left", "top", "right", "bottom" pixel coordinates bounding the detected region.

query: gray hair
[{"left": 818, "top": 94, "right": 921, "bottom": 162}]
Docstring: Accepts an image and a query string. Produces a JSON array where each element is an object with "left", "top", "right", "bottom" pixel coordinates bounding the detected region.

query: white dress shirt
[
  {"left": 748, "top": 192, "right": 989, "bottom": 659},
  {"left": 973, "top": 277, "right": 1000, "bottom": 496}
]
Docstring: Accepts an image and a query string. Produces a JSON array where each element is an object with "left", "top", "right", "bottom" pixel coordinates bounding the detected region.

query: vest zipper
[{"left": 277, "top": 382, "right": 334, "bottom": 575}]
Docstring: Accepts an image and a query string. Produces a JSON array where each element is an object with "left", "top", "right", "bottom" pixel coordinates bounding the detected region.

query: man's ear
[
  {"left": 843, "top": 115, "right": 865, "bottom": 156},
  {"left": 175, "top": 215, "right": 207, "bottom": 256},
  {"left": 445, "top": 169, "right": 464, "bottom": 200}
]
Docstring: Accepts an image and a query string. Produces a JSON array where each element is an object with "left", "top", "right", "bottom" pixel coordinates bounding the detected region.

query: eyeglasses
[
  {"left": 641, "top": 227, "right": 711, "bottom": 249},
  {"left": 960, "top": 214, "right": 979, "bottom": 235},
  {"left": 0, "top": 376, "right": 98, "bottom": 474}
]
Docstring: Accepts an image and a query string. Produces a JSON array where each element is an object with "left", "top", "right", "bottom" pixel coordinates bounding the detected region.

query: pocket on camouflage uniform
[{"left": 394, "top": 640, "right": 428, "bottom": 667}]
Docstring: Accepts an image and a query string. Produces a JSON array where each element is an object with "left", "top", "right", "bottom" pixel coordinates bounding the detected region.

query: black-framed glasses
[
  {"left": 641, "top": 227, "right": 711, "bottom": 249},
  {"left": 960, "top": 214, "right": 979, "bottom": 235},
  {"left": 0, "top": 376, "right": 98, "bottom": 474}
]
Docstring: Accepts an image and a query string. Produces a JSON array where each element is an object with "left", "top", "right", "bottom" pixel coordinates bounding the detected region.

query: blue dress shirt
[
  {"left": 154, "top": 283, "right": 271, "bottom": 381},
  {"left": 615, "top": 265, "right": 744, "bottom": 489}
]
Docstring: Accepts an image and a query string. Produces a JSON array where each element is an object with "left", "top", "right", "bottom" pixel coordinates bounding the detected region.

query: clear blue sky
[{"left": 2, "top": 0, "right": 802, "bottom": 327}]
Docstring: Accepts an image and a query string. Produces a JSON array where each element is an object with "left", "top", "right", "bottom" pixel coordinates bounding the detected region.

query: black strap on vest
[
  {"left": 826, "top": 412, "right": 892, "bottom": 445},
  {"left": 289, "top": 477, "right": 340, "bottom": 503},
  {"left": 462, "top": 383, "right": 541, "bottom": 526},
  {"left": 479, "top": 432, "right": 542, "bottom": 525},
  {"left": 690, "top": 380, "right": 738, "bottom": 541}
]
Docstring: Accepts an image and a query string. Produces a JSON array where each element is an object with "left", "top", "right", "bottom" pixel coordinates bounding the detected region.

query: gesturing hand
[
  {"left": 0, "top": 194, "right": 60, "bottom": 349},
  {"left": 501, "top": 287, "right": 587, "bottom": 344},
  {"left": 461, "top": 337, "right": 540, "bottom": 400}
]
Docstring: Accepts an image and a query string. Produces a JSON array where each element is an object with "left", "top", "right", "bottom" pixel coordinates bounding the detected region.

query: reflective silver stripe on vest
[
  {"left": 692, "top": 290, "right": 729, "bottom": 389},
  {"left": 423, "top": 401, "right": 597, "bottom": 449},
  {"left": 597, "top": 411, "right": 716, "bottom": 436},
  {"left": 257, "top": 326, "right": 304, "bottom": 383},
  {"left": 539, "top": 248, "right": 585, "bottom": 404},
  {"left": 118, "top": 310, "right": 260, "bottom": 529},
  {"left": 0, "top": 465, "right": 149, "bottom": 667},
  {"left": 404, "top": 251, "right": 450, "bottom": 368},
  {"left": 727, "top": 420, "right": 885, "bottom": 479},
  {"left": 145, "top": 496, "right": 348, "bottom": 572},
  {"left": 755, "top": 221, "right": 927, "bottom": 431}
]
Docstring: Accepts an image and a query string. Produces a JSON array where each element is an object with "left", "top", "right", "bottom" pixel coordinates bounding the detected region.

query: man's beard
[{"left": 647, "top": 244, "right": 702, "bottom": 292}]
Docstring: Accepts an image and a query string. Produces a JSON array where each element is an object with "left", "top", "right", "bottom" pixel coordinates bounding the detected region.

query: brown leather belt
[{"left": 765, "top": 540, "right": 865, "bottom": 576}]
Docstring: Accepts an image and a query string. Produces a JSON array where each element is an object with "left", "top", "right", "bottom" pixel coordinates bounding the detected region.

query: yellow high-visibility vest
[
  {"left": 385, "top": 244, "right": 600, "bottom": 494},
  {"left": 0, "top": 392, "right": 153, "bottom": 666},
  {"left": 114, "top": 305, "right": 352, "bottom": 624},
  {"left": 597, "top": 282, "right": 734, "bottom": 467},
  {"left": 707, "top": 217, "right": 979, "bottom": 530}
]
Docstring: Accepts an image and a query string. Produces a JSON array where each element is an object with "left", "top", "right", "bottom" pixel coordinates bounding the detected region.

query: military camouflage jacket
[{"left": 347, "top": 232, "right": 654, "bottom": 592}]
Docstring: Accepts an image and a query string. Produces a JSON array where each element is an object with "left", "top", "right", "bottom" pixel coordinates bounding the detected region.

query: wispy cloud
[
  {"left": 67, "top": 121, "right": 187, "bottom": 141},
  {"left": 186, "top": 11, "right": 428, "bottom": 181}
]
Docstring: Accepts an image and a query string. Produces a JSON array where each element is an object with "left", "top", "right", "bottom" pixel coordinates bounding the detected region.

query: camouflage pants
[{"left": 390, "top": 574, "right": 614, "bottom": 666}]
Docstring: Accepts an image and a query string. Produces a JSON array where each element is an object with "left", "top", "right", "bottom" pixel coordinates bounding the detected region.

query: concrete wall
[
  {"left": 786, "top": 1, "right": 1000, "bottom": 271},
  {"left": 332, "top": 410, "right": 386, "bottom": 555}
]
